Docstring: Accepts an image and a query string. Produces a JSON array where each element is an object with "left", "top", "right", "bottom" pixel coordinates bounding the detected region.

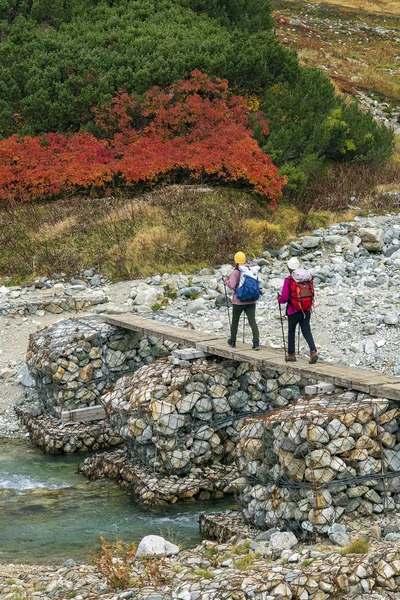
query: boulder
[
  {"left": 302, "top": 236, "right": 321, "bottom": 249},
  {"left": 136, "top": 535, "right": 180, "bottom": 557},
  {"left": 269, "top": 531, "right": 298, "bottom": 551},
  {"left": 359, "top": 227, "right": 383, "bottom": 252}
]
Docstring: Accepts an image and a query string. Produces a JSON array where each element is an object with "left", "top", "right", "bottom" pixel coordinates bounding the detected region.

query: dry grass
[
  {"left": 33, "top": 216, "right": 78, "bottom": 241},
  {"left": 289, "top": 0, "right": 400, "bottom": 16},
  {"left": 0, "top": 188, "right": 268, "bottom": 282},
  {"left": 297, "top": 161, "right": 400, "bottom": 213},
  {"left": 1, "top": 168, "right": 398, "bottom": 283}
]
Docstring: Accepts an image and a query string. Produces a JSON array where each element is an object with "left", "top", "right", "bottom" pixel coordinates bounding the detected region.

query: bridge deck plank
[{"left": 104, "top": 316, "right": 400, "bottom": 401}]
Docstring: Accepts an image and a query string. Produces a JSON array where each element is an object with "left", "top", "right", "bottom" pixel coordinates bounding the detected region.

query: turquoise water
[{"left": 0, "top": 440, "right": 234, "bottom": 565}]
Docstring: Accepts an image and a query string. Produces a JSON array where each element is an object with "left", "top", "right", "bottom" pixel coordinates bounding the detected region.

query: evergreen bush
[{"left": 0, "top": 0, "right": 394, "bottom": 188}]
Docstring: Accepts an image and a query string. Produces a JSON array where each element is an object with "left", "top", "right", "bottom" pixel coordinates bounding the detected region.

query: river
[{"left": 0, "top": 440, "right": 234, "bottom": 565}]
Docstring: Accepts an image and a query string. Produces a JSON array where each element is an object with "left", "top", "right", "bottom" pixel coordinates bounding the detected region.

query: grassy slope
[
  {"left": 0, "top": 186, "right": 357, "bottom": 283},
  {"left": 2, "top": 0, "right": 399, "bottom": 283}
]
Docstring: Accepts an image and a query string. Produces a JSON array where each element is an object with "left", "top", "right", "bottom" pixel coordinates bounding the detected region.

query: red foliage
[
  {"left": 0, "top": 71, "right": 285, "bottom": 206},
  {"left": 0, "top": 133, "right": 113, "bottom": 202}
]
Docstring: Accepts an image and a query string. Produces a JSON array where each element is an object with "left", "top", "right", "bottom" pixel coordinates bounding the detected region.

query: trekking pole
[
  {"left": 224, "top": 283, "right": 231, "bottom": 329},
  {"left": 242, "top": 312, "right": 245, "bottom": 344},
  {"left": 278, "top": 301, "right": 287, "bottom": 361},
  {"left": 297, "top": 326, "right": 300, "bottom": 355}
]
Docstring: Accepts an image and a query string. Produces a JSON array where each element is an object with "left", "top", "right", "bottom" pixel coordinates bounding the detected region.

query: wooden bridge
[{"left": 104, "top": 315, "right": 400, "bottom": 402}]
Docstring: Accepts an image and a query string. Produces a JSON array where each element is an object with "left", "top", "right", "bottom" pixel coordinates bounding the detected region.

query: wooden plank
[
  {"left": 61, "top": 405, "right": 106, "bottom": 424},
  {"left": 196, "top": 340, "right": 265, "bottom": 368},
  {"left": 104, "top": 315, "right": 220, "bottom": 347},
  {"left": 368, "top": 383, "right": 400, "bottom": 401}
]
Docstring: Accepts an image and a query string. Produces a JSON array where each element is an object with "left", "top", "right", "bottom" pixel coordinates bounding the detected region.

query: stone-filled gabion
[
  {"left": 15, "top": 409, "right": 122, "bottom": 454},
  {"left": 26, "top": 316, "right": 174, "bottom": 416},
  {"left": 238, "top": 392, "right": 400, "bottom": 532},
  {"left": 100, "top": 357, "right": 303, "bottom": 475}
]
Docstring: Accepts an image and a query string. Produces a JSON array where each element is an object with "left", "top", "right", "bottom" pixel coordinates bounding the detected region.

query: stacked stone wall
[{"left": 238, "top": 393, "right": 400, "bottom": 531}]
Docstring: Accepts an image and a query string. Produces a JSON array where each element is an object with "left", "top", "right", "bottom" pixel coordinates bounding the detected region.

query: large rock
[
  {"left": 359, "top": 227, "right": 383, "bottom": 252},
  {"left": 134, "top": 286, "right": 163, "bottom": 307},
  {"left": 328, "top": 524, "right": 349, "bottom": 547},
  {"left": 302, "top": 236, "right": 321, "bottom": 249},
  {"left": 136, "top": 535, "right": 180, "bottom": 557},
  {"left": 186, "top": 298, "right": 207, "bottom": 314},
  {"left": 269, "top": 531, "right": 298, "bottom": 551},
  {"left": 178, "top": 286, "right": 203, "bottom": 298}
]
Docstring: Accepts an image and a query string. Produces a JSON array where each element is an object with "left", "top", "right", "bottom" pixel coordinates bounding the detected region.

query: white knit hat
[{"left": 287, "top": 257, "right": 300, "bottom": 270}]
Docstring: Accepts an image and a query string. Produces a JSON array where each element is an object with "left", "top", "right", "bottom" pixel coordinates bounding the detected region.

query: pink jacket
[
  {"left": 278, "top": 276, "right": 310, "bottom": 315},
  {"left": 225, "top": 266, "right": 256, "bottom": 305}
]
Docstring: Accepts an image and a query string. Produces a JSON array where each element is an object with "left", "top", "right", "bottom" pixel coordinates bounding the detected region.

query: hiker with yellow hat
[{"left": 222, "top": 251, "right": 260, "bottom": 350}]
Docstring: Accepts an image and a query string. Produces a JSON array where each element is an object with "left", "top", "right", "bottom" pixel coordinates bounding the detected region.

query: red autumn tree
[{"left": 0, "top": 71, "right": 285, "bottom": 205}]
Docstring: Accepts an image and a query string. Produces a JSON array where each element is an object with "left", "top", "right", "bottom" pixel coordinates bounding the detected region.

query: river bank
[
  {"left": 3, "top": 212, "right": 400, "bottom": 598},
  {"left": 2, "top": 510, "right": 400, "bottom": 600}
]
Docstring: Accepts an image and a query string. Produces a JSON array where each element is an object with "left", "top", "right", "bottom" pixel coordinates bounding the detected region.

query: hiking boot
[
  {"left": 286, "top": 353, "right": 296, "bottom": 362},
  {"left": 227, "top": 339, "right": 236, "bottom": 348},
  {"left": 252, "top": 341, "right": 260, "bottom": 351},
  {"left": 309, "top": 351, "right": 318, "bottom": 364}
]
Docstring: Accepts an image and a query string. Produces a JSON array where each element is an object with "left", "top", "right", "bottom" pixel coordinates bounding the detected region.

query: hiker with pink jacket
[{"left": 278, "top": 257, "right": 318, "bottom": 364}]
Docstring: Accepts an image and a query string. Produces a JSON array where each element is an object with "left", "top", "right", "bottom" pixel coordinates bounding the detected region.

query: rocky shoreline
[
  {"left": 4, "top": 212, "right": 400, "bottom": 598},
  {"left": 2, "top": 511, "right": 400, "bottom": 600}
]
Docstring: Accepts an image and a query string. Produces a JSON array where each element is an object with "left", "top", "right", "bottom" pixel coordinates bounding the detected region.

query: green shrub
[
  {"left": 339, "top": 537, "right": 370, "bottom": 555},
  {"left": 186, "top": 0, "right": 274, "bottom": 32},
  {"left": 0, "top": 0, "right": 393, "bottom": 183},
  {"left": 325, "top": 102, "right": 394, "bottom": 164},
  {"left": 262, "top": 67, "right": 394, "bottom": 190},
  {"left": 0, "top": 0, "right": 296, "bottom": 136}
]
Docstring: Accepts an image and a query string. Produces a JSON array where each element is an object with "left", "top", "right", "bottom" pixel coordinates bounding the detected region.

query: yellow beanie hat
[{"left": 234, "top": 251, "right": 246, "bottom": 264}]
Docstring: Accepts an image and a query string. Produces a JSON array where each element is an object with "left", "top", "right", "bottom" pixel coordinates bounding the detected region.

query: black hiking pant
[
  {"left": 287, "top": 311, "right": 316, "bottom": 355},
  {"left": 230, "top": 303, "right": 259, "bottom": 344}
]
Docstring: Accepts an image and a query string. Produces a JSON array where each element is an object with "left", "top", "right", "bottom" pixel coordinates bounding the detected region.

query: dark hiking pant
[
  {"left": 230, "top": 303, "right": 259, "bottom": 344},
  {"left": 287, "top": 311, "right": 316, "bottom": 355}
]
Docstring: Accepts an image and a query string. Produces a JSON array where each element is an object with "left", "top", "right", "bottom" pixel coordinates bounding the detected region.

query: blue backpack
[{"left": 236, "top": 269, "right": 260, "bottom": 302}]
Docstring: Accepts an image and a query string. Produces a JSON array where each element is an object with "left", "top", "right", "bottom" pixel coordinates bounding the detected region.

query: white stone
[
  {"left": 136, "top": 535, "right": 180, "bottom": 557},
  {"left": 186, "top": 298, "right": 207, "bottom": 314},
  {"left": 315, "top": 382, "right": 335, "bottom": 393},
  {"left": 149, "top": 400, "right": 175, "bottom": 421},
  {"left": 326, "top": 419, "right": 347, "bottom": 438},
  {"left": 176, "top": 392, "right": 201, "bottom": 413}
]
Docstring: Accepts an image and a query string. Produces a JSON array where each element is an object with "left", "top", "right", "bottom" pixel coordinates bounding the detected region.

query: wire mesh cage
[{"left": 238, "top": 392, "right": 400, "bottom": 535}]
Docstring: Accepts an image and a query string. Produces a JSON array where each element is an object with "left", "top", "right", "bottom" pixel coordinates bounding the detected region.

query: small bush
[
  {"left": 271, "top": 204, "right": 302, "bottom": 237},
  {"left": 229, "top": 541, "right": 251, "bottom": 555},
  {"left": 151, "top": 303, "right": 162, "bottom": 311},
  {"left": 233, "top": 553, "right": 258, "bottom": 570},
  {"left": 90, "top": 535, "right": 136, "bottom": 591},
  {"left": 339, "top": 537, "right": 370, "bottom": 555},
  {"left": 244, "top": 219, "right": 283, "bottom": 254},
  {"left": 306, "top": 210, "right": 334, "bottom": 230}
]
